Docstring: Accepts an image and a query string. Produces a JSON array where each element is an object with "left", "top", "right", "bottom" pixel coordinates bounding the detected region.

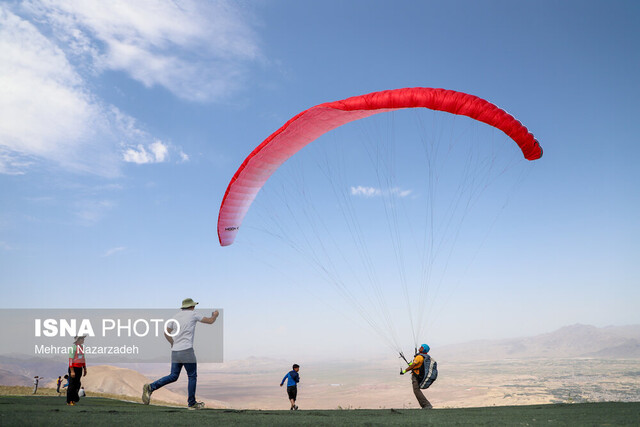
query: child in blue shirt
[{"left": 279, "top": 364, "right": 300, "bottom": 410}]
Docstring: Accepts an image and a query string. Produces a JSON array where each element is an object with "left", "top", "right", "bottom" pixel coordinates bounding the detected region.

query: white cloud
[
  {"left": 102, "top": 246, "right": 125, "bottom": 257},
  {"left": 0, "top": 148, "right": 32, "bottom": 175},
  {"left": 0, "top": 5, "right": 160, "bottom": 176},
  {"left": 351, "top": 186, "right": 381, "bottom": 197},
  {"left": 23, "top": 0, "right": 262, "bottom": 102},
  {"left": 0, "top": 1, "right": 253, "bottom": 175},
  {"left": 350, "top": 186, "right": 413, "bottom": 198},
  {"left": 73, "top": 199, "right": 115, "bottom": 225},
  {"left": 393, "top": 188, "right": 413, "bottom": 198},
  {"left": 122, "top": 146, "right": 152, "bottom": 165},
  {"left": 123, "top": 141, "right": 170, "bottom": 164},
  {"left": 149, "top": 141, "right": 168, "bottom": 162}
]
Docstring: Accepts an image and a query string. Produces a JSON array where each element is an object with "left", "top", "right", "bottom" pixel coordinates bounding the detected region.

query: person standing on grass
[
  {"left": 67, "top": 335, "right": 87, "bottom": 406},
  {"left": 56, "top": 376, "right": 62, "bottom": 395},
  {"left": 400, "top": 344, "right": 436, "bottom": 409},
  {"left": 32, "top": 376, "right": 39, "bottom": 394},
  {"left": 142, "top": 298, "right": 219, "bottom": 410},
  {"left": 280, "top": 364, "right": 300, "bottom": 410}
]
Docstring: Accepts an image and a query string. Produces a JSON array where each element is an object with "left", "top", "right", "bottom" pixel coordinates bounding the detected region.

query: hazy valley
[{"left": 3, "top": 324, "right": 639, "bottom": 409}]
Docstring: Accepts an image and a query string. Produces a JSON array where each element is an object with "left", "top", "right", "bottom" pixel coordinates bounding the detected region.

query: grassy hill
[
  {"left": 0, "top": 385, "right": 178, "bottom": 406},
  {"left": 0, "top": 392, "right": 638, "bottom": 426}
]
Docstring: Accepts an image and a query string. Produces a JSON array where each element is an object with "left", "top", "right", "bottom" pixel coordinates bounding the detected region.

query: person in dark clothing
[
  {"left": 280, "top": 364, "right": 300, "bottom": 410},
  {"left": 56, "top": 376, "right": 62, "bottom": 394},
  {"left": 400, "top": 344, "right": 434, "bottom": 409},
  {"left": 67, "top": 335, "right": 87, "bottom": 406}
]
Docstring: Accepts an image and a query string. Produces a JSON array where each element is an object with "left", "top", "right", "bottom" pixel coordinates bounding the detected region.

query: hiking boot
[
  {"left": 294, "top": 405, "right": 299, "bottom": 410},
  {"left": 188, "top": 401, "right": 205, "bottom": 410},
  {"left": 142, "top": 384, "right": 152, "bottom": 405}
]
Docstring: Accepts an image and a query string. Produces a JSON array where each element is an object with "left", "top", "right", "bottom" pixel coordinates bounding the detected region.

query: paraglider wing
[{"left": 218, "top": 87, "right": 542, "bottom": 246}]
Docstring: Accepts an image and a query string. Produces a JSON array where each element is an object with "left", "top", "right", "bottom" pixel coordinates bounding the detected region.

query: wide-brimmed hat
[{"left": 181, "top": 298, "right": 198, "bottom": 309}]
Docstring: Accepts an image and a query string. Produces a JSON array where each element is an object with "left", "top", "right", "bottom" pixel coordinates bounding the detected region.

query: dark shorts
[{"left": 287, "top": 385, "right": 297, "bottom": 400}]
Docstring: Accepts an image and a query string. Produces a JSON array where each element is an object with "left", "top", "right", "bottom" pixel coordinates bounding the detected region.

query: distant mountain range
[
  {"left": 2, "top": 324, "right": 638, "bottom": 389},
  {"left": 436, "top": 324, "right": 640, "bottom": 361},
  {"left": 0, "top": 356, "right": 64, "bottom": 387}
]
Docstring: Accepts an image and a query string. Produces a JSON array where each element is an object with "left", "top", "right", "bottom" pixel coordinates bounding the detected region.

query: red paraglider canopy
[{"left": 218, "top": 87, "right": 542, "bottom": 246}]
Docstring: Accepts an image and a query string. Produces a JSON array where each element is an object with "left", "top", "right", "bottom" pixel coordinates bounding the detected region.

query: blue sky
[{"left": 1, "top": 0, "right": 639, "bottom": 360}]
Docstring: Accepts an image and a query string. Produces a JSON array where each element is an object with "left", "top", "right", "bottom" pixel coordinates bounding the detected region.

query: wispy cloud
[
  {"left": 0, "top": 5, "right": 163, "bottom": 176},
  {"left": 392, "top": 188, "right": 413, "bottom": 198},
  {"left": 1, "top": 1, "right": 260, "bottom": 176},
  {"left": 102, "top": 246, "right": 125, "bottom": 257},
  {"left": 0, "top": 148, "right": 33, "bottom": 175},
  {"left": 22, "top": 0, "right": 262, "bottom": 102},
  {"left": 73, "top": 199, "right": 116, "bottom": 225},
  {"left": 350, "top": 186, "right": 413, "bottom": 198},
  {"left": 351, "top": 186, "right": 381, "bottom": 197}
]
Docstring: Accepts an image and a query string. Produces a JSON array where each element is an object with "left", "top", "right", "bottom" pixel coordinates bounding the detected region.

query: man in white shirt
[{"left": 142, "top": 298, "right": 219, "bottom": 409}]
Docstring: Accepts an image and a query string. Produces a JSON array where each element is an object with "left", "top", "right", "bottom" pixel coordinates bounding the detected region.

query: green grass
[{"left": 0, "top": 395, "right": 638, "bottom": 426}]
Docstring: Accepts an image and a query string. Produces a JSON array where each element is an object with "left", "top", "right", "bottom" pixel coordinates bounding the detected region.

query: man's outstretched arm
[{"left": 201, "top": 310, "right": 220, "bottom": 324}]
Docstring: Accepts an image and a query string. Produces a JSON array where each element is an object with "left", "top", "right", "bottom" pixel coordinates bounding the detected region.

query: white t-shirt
[{"left": 167, "top": 310, "right": 204, "bottom": 351}]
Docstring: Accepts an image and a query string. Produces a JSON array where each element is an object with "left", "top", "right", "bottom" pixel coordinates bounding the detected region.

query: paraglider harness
[{"left": 400, "top": 349, "right": 438, "bottom": 389}]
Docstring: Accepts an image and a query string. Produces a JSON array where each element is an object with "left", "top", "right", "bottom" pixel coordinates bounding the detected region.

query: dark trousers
[
  {"left": 412, "top": 376, "right": 432, "bottom": 408},
  {"left": 150, "top": 357, "right": 198, "bottom": 406},
  {"left": 66, "top": 367, "right": 83, "bottom": 403}
]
